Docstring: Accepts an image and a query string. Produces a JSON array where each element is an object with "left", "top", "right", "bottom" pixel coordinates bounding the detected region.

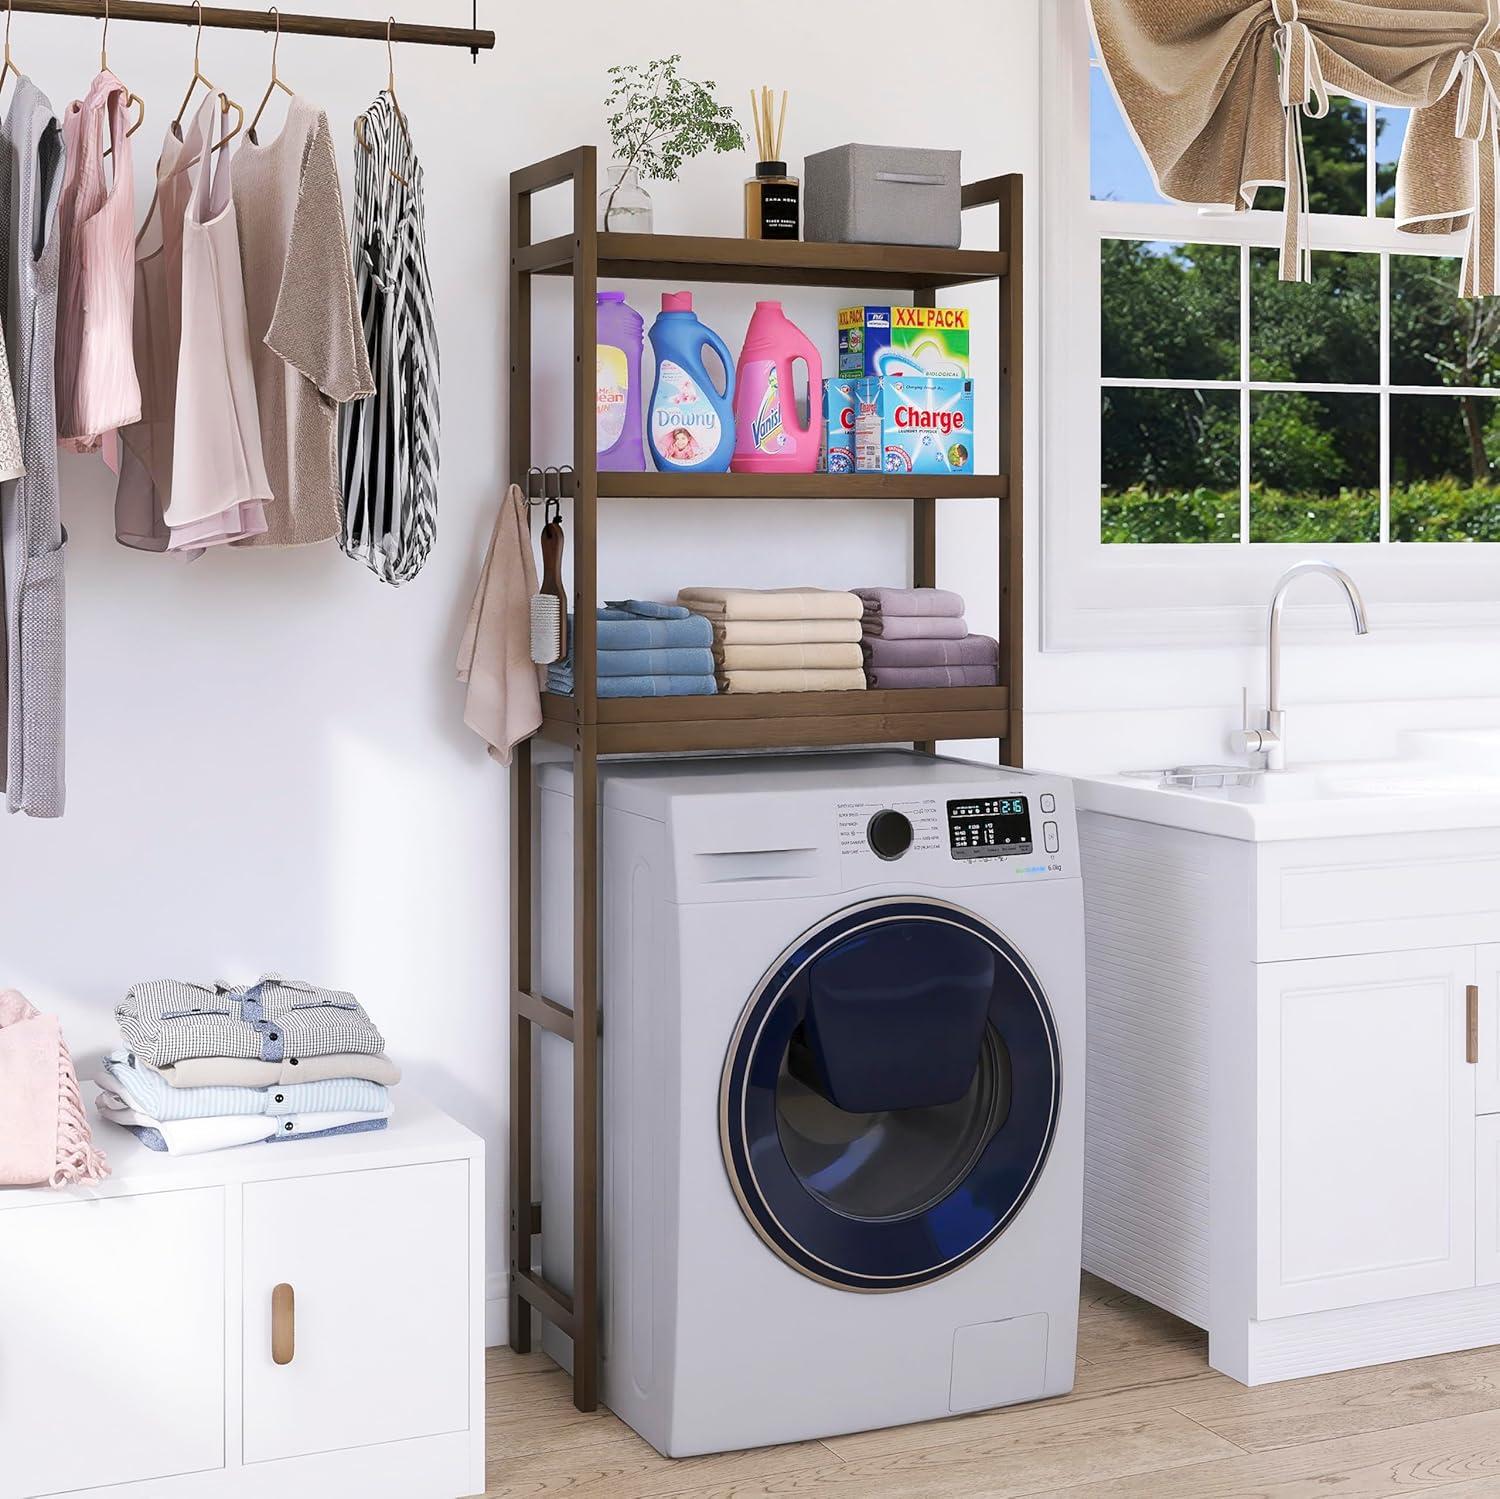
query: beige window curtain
[{"left": 1088, "top": 0, "right": 1500, "bottom": 296}]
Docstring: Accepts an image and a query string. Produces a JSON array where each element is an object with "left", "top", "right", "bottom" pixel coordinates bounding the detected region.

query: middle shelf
[
  {"left": 593, "top": 473, "right": 1009, "bottom": 501},
  {"left": 539, "top": 685, "right": 1011, "bottom": 755}
]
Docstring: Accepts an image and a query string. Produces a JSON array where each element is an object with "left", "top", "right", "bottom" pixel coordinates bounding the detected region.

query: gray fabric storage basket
[{"left": 804, "top": 144, "right": 962, "bottom": 248}]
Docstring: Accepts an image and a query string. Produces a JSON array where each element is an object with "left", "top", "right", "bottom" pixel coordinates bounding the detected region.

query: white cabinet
[
  {"left": 0, "top": 1190, "right": 225, "bottom": 1499},
  {"left": 1079, "top": 811, "right": 1500, "bottom": 1387},
  {"left": 1255, "top": 949, "right": 1477, "bottom": 1318},
  {"left": 242, "top": 1162, "right": 470, "bottom": 1464},
  {"left": 0, "top": 1093, "right": 483, "bottom": 1499}
]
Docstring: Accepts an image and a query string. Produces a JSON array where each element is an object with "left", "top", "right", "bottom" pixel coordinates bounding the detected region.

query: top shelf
[{"left": 516, "top": 232, "right": 1008, "bottom": 292}]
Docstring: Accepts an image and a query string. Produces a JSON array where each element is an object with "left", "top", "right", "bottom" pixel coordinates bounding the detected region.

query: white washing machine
[{"left": 536, "top": 751, "right": 1084, "bottom": 1457}]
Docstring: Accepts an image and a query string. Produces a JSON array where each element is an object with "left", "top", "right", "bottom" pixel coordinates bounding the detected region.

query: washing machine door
[{"left": 720, "top": 897, "right": 1062, "bottom": 1292}]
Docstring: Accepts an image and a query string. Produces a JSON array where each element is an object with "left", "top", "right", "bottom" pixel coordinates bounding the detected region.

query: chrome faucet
[{"left": 1234, "top": 561, "right": 1369, "bottom": 772}]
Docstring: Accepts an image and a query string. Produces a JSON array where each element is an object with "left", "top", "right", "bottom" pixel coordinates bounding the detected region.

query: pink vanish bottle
[{"left": 731, "top": 300, "right": 823, "bottom": 474}]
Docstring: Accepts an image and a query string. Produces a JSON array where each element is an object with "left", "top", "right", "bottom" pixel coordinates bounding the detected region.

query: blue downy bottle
[{"left": 647, "top": 291, "right": 736, "bottom": 473}]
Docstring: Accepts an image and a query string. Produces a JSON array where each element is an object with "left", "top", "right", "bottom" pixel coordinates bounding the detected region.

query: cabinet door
[
  {"left": 1474, "top": 944, "right": 1500, "bottom": 1114},
  {"left": 1257, "top": 948, "right": 1477, "bottom": 1319},
  {"left": 0, "top": 1190, "right": 224, "bottom": 1499},
  {"left": 242, "top": 1161, "right": 470, "bottom": 1465}
]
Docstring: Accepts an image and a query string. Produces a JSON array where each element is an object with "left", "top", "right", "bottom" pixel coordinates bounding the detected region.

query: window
[{"left": 1043, "top": 6, "right": 1500, "bottom": 647}]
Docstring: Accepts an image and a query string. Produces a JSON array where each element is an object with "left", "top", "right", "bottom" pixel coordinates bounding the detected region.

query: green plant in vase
[{"left": 601, "top": 54, "right": 745, "bottom": 233}]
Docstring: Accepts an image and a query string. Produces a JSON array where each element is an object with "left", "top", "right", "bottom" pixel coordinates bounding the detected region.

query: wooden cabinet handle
[
  {"left": 1469, "top": 985, "right": 1481, "bottom": 1066},
  {"left": 272, "top": 1283, "right": 295, "bottom": 1366}
]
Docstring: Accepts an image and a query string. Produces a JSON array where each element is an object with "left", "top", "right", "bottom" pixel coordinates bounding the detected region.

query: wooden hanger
[
  {"left": 354, "top": 16, "right": 409, "bottom": 186},
  {"left": 100, "top": 0, "right": 146, "bottom": 162},
  {"left": 248, "top": 6, "right": 293, "bottom": 141},
  {"left": 173, "top": 2, "right": 243, "bottom": 154},
  {"left": 0, "top": 0, "right": 22, "bottom": 107}
]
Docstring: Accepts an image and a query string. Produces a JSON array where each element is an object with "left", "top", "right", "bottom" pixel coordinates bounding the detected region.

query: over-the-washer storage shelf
[{"left": 508, "top": 144, "right": 1023, "bottom": 1412}]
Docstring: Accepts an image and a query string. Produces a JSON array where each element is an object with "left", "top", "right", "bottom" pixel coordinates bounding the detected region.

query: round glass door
[{"left": 719, "top": 898, "right": 1062, "bottom": 1292}]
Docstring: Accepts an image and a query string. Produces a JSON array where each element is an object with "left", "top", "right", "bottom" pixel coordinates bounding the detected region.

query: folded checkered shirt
[{"left": 116, "top": 975, "right": 386, "bottom": 1068}]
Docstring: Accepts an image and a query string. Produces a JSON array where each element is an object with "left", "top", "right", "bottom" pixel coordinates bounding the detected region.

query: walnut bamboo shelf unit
[{"left": 508, "top": 144, "right": 1023, "bottom": 1411}]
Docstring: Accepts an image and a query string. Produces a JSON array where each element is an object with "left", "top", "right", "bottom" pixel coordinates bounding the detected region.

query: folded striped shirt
[
  {"left": 99, "top": 1051, "right": 389, "bottom": 1121},
  {"left": 95, "top": 1098, "right": 391, "bottom": 1156},
  {"left": 117, "top": 975, "right": 385, "bottom": 1068}
]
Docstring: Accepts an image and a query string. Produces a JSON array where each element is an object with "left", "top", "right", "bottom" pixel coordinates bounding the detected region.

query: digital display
[{"left": 947, "top": 796, "right": 1032, "bottom": 860}]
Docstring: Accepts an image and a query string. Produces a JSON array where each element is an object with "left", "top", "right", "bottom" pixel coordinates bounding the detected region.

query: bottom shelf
[{"left": 539, "top": 685, "right": 1010, "bottom": 755}]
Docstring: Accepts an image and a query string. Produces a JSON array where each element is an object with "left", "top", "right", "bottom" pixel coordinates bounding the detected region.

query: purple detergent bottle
[{"left": 597, "top": 291, "right": 645, "bottom": 471}]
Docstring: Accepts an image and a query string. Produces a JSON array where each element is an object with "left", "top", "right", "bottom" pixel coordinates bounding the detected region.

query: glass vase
[{"left": 598, "top": 163, "right": 654, "bottom": 234}]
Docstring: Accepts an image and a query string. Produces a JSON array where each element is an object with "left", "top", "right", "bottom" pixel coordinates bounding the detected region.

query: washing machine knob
[{"left": 867, "top": 809, "right": 914, "bottom": 861}]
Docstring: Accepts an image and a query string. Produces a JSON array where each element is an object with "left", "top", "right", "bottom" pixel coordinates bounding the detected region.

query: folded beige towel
[
  {"left": 679, "top": 587, "right": 863, "bottom": 622},
  {"left": 717, "top": 642, "right": 864, "bottom": 670},
  {"left": 713, "top": 618, "right": 863, "bottom": 646},
  {"left": 716, "top": 667, "right": 868, "bottom": 694}
]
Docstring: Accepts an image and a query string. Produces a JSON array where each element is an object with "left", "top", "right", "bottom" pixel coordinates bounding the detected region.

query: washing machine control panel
[
  {"left": 946, "top": 796, "right": 1033, "bottom": 860},
  {"left": 833, "top": 779, "right": 1076, "bottom": 883}
]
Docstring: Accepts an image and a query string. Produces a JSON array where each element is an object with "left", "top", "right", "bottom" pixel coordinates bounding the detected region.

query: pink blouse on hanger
[
  {"left": 55, "top": 69, "right": 140, "bottom": 461},
  {"left": 163, "top": 94, "right": 271, "bottom": 550}
]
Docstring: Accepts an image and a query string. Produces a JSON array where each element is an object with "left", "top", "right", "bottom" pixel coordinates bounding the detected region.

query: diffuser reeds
[{"left": 749, "top": 86, "right": 788, "bottom": 163}]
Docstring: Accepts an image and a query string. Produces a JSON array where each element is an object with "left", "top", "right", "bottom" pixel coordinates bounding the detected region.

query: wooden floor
[{"left": 483, "top": 1274, "right": 1500, "bottom": 1497}]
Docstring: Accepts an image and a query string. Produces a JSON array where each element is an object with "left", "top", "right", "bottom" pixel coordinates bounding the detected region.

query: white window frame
[{"left": 1041, "top": 0, "right": 1500, "bottom": 651}]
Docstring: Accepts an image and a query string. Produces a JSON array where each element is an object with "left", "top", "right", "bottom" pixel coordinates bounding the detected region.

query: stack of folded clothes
[
  {"left": 677, "top": 587, "right": 867, "bottom": 694},
  {"left": 97, "top": 974, "right": 397, "bottom": 1156},
  {"left": 546, "top": 600, "right": 716, "bottom": 698},
  {"left": 856, "top": 587, "right": 1001, "bottom": 689}
]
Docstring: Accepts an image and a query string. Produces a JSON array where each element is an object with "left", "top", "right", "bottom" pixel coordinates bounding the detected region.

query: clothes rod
[{"left": 0, "top": 0, "right": 495, "bottom": 50}]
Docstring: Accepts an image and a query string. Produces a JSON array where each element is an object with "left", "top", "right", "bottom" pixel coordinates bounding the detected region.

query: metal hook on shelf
[{"left": 524, "top": 465, "right": 577, "bottom": 504}]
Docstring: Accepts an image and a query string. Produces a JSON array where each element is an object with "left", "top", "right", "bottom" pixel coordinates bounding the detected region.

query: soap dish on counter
[{"left": 1121, "top": 764, "right": 1265, "bottom": 791}]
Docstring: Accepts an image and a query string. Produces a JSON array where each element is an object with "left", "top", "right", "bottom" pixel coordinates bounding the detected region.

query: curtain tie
[
  {"left": 1454, "top": 46, "right": 1500, "bottom": 297},
  {"left": 1273, "top": 1, "right": 1328, "bottom": 284}
]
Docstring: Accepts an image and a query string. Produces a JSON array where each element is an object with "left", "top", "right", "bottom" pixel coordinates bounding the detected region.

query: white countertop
[{"left": 1074, "top": 729, "right": 1500, "bottom": 843}]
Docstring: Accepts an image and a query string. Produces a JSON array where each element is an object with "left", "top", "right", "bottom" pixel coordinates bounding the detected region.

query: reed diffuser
[{"left": 745, "top": 86, "right": 799, "bottom": 240}]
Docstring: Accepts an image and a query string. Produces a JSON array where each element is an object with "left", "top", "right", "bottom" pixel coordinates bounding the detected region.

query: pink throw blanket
[{"left": 0, "top": 990, "right": 108, "bottom": 1187}]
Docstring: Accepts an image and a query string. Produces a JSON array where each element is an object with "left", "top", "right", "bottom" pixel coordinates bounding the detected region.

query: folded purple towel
[
  {"left": 865, "top": 663, "right": 999, "bottom": 689},
  {"left": 854, "top": 587, "right": 966, "bottom": 618},
  {"left": 861, "top": 614, "right": 969, "bottom": 640},
  {"left": 862, "top": 634, "right": 999, "bottom": 669}
]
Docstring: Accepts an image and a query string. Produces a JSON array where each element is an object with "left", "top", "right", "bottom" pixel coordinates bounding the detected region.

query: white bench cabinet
[{"left": 0, "top": 1092, "right": 484, "bottom": 1499}]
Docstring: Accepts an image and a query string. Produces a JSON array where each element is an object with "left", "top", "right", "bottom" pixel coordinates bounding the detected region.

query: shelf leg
[
  {"left": 509, "top": 736, "right": 535, "bottom": 1355},
  {"left": 571, "top": 727, "right": 600, "bottom": 1412}
]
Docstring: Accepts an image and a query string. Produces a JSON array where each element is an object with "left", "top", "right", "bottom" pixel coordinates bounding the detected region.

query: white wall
[{"left": 0, "top": 0, "right": 1031, "bottom": 1340}]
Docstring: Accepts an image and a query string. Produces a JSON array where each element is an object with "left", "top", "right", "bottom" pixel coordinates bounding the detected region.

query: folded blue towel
[
  {"left": 547, "top": 657, "right": 716, "bottom": 698},
  {"left": 596, "top": 647, "right": 714, "bottom": 677},
  {"left": 568, "top": 612, "right": 714, "bottom": 650},
  {"left": 604, "top": 599, "right": 692, "bottom": 620}
]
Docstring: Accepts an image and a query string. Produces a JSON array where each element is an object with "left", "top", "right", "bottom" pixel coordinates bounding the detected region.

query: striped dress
[{"left": 339, "top": 91, "right": 440, "bottom": 586}]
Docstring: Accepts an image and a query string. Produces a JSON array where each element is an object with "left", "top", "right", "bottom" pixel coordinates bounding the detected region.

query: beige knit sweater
[{"left": 231, "top": 96, "right": 373, "bottom": 547}]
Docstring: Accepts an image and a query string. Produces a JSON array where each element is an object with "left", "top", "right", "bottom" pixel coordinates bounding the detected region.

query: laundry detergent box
[
  {"left": 854, "top": 376, "right": 975, "bottom": 475},
  {"left": 819, "top": 378, "right": 858, "bottom": 473},
  {"left": 838, "top": 305, "right": 971, "bottom": 380}
]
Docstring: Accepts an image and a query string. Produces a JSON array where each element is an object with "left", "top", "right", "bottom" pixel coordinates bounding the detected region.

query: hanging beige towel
[
  {"left": 716, "top": 667, "right": 867, "bottom": 694},
  {"left": 457, "top": 484, "right": 543, "bottom": 766},
  {"left": 711, "top": 617, "right": 863, "bottom": 646},
  {"left": 716, "top": 642, "right": 864, "bottom": 671},
  {"left": 1088, "top": 0, "right": 1500, "bottom": 294},
  {"left": 679, "top": 586, "right": 863, "bottom": 621}
]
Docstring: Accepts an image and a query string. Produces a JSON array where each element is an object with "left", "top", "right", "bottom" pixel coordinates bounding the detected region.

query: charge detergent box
[
  {"left": 819, "top": 378, "right": 858, "bottom": 473},
  {"left": 854, "top": 376, "right": 975, "bottom": 475},
  {"left": 838, "top": 305, "right": 971, "bottom": 379}
]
